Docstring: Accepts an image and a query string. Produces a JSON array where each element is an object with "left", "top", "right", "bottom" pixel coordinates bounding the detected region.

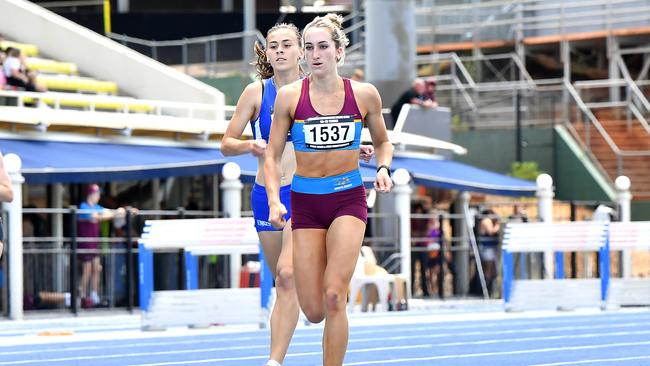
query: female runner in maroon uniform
[{"left": 264, "top": 13, "right": 393, "bottom": 366}]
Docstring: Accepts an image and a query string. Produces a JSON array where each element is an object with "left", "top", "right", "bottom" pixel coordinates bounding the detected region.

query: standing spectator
[
  {"left": 478, "top": 209, "right": 501, "bottom": 297},
  {"left": 0, "top": 152, "right": 13, "bottom": 259},
  {"left": 410, "top": 201, "right": 431, "bottom": 297},
  {"left": 389, "top": 78, "right": 435, "bottom": 129},
  {"left": 508, "top": 204, "right": 528, "bottom": 223},
  {"left": 77, "top": 184, "right": 125, "bottom": 307},
  {"left": 426, "top": 211, "right": 446, "bottom": 296}
]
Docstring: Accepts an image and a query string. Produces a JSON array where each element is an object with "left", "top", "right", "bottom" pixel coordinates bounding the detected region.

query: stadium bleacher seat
[
  {"left": 26, "top": 57, "right": 78, "bottom": 75},
  {"left": 0, "top": 40, "right": 38, "bottom": 56},
  {"left": 21, "top": 96, "right": 155, "bottom": 113},
  {"left": 36, "top": 75, "right": 118, "bottom": 95}
]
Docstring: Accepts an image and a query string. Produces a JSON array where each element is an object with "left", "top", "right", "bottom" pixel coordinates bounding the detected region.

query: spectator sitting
[
  {"left": 3, "top": 47, "right": 46, "bottom": 92},
  {"left": 0, "top": 51, "right": 6, "bottom": 90},
  {"left": 389, "top": 78, "right": 435, "bottom": 129}
]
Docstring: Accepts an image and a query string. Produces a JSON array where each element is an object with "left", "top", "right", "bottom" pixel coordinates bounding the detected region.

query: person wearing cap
[
  {"left": 0, "top": 152, "right": 13, "bottom": 259},
  {"left": 77, "top": 184, "right": 125, "bottom": 307}
]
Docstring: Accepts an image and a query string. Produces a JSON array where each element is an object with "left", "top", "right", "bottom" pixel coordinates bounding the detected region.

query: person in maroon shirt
[{"left": 77, "top": 184, "right": 126, "bottom": 307}]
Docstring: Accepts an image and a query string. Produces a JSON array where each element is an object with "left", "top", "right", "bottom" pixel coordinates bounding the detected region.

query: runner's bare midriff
[
  {"left": 255, "top": 141, "right": 296, "bottom": 187},
  {"left": 294, "top": 149, "right": 359, "bottom": 178}
]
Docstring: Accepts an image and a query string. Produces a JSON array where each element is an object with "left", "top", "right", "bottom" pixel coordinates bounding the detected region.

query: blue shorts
[{"left": 251, "top": 183, "right": 292, "bottom": 232}]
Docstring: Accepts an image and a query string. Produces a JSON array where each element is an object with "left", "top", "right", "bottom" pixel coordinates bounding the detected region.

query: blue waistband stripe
[{"left": 291, "top": 170, "right": 362, "bottom": 194}]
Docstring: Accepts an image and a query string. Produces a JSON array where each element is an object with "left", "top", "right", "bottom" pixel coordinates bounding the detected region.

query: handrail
[
  {"left": 628, "top": 103, "right": 650, "bottom": 134},
  {"left": 343, "top": 19, "right": 366, "bottom": 35},
  {"left": 0, "top": 90, "right": 222, "bottom": 116},
  {"left": 563, "top": 80, "right": 621, "bottom": 155},
  {"left": 416, "top": 0, "right": 650, "bottom": 43},
  {"left": 421, "top": 53, "right": 477, "bottom": 88},
  {"left": 39, "top": 0, "right": 103, "bottom": 8},
  {"left": 615, "top": 55, "right": 650, "bottom": 134},
  {"left": 108, "top": 30, "right": 265, "bottom": 48}
]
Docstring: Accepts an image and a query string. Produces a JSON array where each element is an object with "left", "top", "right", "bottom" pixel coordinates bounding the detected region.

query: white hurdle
[
  {"left": 502, "top": 221, "right": 610, "bottom": 311},
  {"left": 503, "top": 220, "right": 650, "bottom": 311},
  {"left": 607, "top": 221, "right": 650, "bottom": 307},
  {"left": 138, "top": 217, "right": 271, "bottom": 330}
]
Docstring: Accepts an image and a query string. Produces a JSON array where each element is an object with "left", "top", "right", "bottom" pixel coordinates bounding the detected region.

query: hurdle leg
[
  {"left": 502, "top": 249, "right": 514, "bottom": 306},
  {"left": 184, "top": 251, "right": 199, "bottom": 290},
  {"left": 555, "top": 251, "right": 564, "bottom": 279},
  {"left": 138, "top": 244, "right": 153, "bottom": 311}
]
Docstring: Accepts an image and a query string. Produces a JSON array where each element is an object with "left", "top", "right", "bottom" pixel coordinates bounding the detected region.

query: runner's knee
[
  {"left": 275, "top": 266, "right": 294, "bottom": 291},
  {"left": 324, "top": 286, "right": 346, "bottom": 313}
]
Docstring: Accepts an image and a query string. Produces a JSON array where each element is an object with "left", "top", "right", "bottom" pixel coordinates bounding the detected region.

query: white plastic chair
[{"left": 348, "top": 247, "right": 399, "bottom": 312}]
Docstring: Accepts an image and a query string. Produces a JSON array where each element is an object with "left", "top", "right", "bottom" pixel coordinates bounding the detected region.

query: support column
[
  {"left": 365, "top": 0, "right": 416, "bottom": 110},
  {"left": 608, "top": 35, "right": 620, "bottom": 103},
  {"left": 4, "top": 154, "right": 24, "bottom": 320},
  {"left": 536, "top": 174, "right": 554, "bottom": 279},
  {"left": 52, "top": 183, "right": 64, "bottom": 293},
  {"left": 243, "top": 0, "right": 256, "bottom": 67},
  {"left": 222, "top": 0, "right": 234, "bottom": 12},
  {"left": 152, "top": 179, "right": 160, "bottom": 211},
  {"left": 220, "top": 162, "right": 243, "bottom": 288},
  {"left": 561, "top": 40, "right": 571, "bottom": 122},
  {"left": 212, "top": 174, "right": 220, "bottom": 215},
  {"left": 392, "top": 168, "right": 412, "bottom": 300},
  {"left": 615, "top": 176, "right": 632, "bottom": 278},
  {"left": 453, "top": 192, "right": 470, "bottom": 295},
  {"left": 117, "top": 0, "right": 129, "bottom": 13}
]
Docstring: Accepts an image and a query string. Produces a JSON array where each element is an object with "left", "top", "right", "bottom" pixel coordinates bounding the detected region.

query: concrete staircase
[{"left": 572, "top": 109, "right": 650, "bottom": 200}]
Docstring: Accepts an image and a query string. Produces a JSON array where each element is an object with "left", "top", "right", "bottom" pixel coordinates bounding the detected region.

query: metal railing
[
  {"left": 416, "top": 0, "right": 650, "bottom": 47},
  {"left": 564, "top": 80, "right": 650, "bottom": 187},
  {"left": 107, "top": 30, "right": 265, "bottom": 76}
]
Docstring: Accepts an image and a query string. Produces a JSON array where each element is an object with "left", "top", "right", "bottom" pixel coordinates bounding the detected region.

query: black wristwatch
[{"left": 377, "top": 165, "right": 391, "bottom": 177}]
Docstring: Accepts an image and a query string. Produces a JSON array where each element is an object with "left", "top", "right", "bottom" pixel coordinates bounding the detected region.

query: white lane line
[
  {"left": 437, "top": 329, "right": 650, "bottom": 347},
  {"left": 340, "top": 340, "right": 650, "bottom": 365},
  {"left": 3, "top": 313, "right": 648, "bottom": 354},
  {"left": 2, "top": 309, "right": 647, "bottom": 339},
  {"left": 0, "top": 324, "right": 140, "bottom": 336},
  {"left": 530, "top": 355, "right": 650, "bottom": 366},
  {"left": 4, "top": 323, "right": 650, "bottom": 364},
  {"left": 0, "top": 319, "right": 643, "bottom": 358},
  {"left": 123, "top": 345, "right": 433, "bottom": 366}
]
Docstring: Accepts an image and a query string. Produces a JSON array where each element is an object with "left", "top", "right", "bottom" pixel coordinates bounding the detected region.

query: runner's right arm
[{"left": 221, "top": 82, "right": 267, "bottom": 157}]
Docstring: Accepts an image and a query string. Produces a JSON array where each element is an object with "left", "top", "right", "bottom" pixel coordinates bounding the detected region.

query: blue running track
[{"left": 1, "top": 309, "right": 650, "bottom": 366}]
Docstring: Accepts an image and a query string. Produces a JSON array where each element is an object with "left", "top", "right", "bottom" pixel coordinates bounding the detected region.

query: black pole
[
  {"left": 70, "top": 206, "right": 78, "bottom": 315},
  {"left": 177, "top": 207, "right": 185, "bottom": 290},
  {"left": 125, "top": 208, "right": 133, "bottom": 312},
  {"left": 437, "top": 214, "right": 445, "bottom": 300},
  {"left": 570, "top": 201, "right": 577, "bottom": 279}
]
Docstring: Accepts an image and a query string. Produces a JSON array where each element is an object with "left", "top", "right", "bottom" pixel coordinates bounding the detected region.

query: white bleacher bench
[
  {"left": 502, "top": 222, "right": 610, "bottom": 311},
  {"left": 138, "top": 217, "right": 271, "bottom": 330},
  {"left": 607, "top": 221, "right": 650, "bottom": 307}
]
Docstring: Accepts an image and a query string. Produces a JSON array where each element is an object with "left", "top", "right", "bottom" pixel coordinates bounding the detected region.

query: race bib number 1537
[{"left": 303, "top": 115, "right": 356, "bottom": 150}]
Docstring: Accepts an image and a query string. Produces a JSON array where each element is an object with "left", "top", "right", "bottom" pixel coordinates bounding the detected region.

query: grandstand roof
[{"left": 1, "top": 137, "right": 536, "bottom": 196}]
